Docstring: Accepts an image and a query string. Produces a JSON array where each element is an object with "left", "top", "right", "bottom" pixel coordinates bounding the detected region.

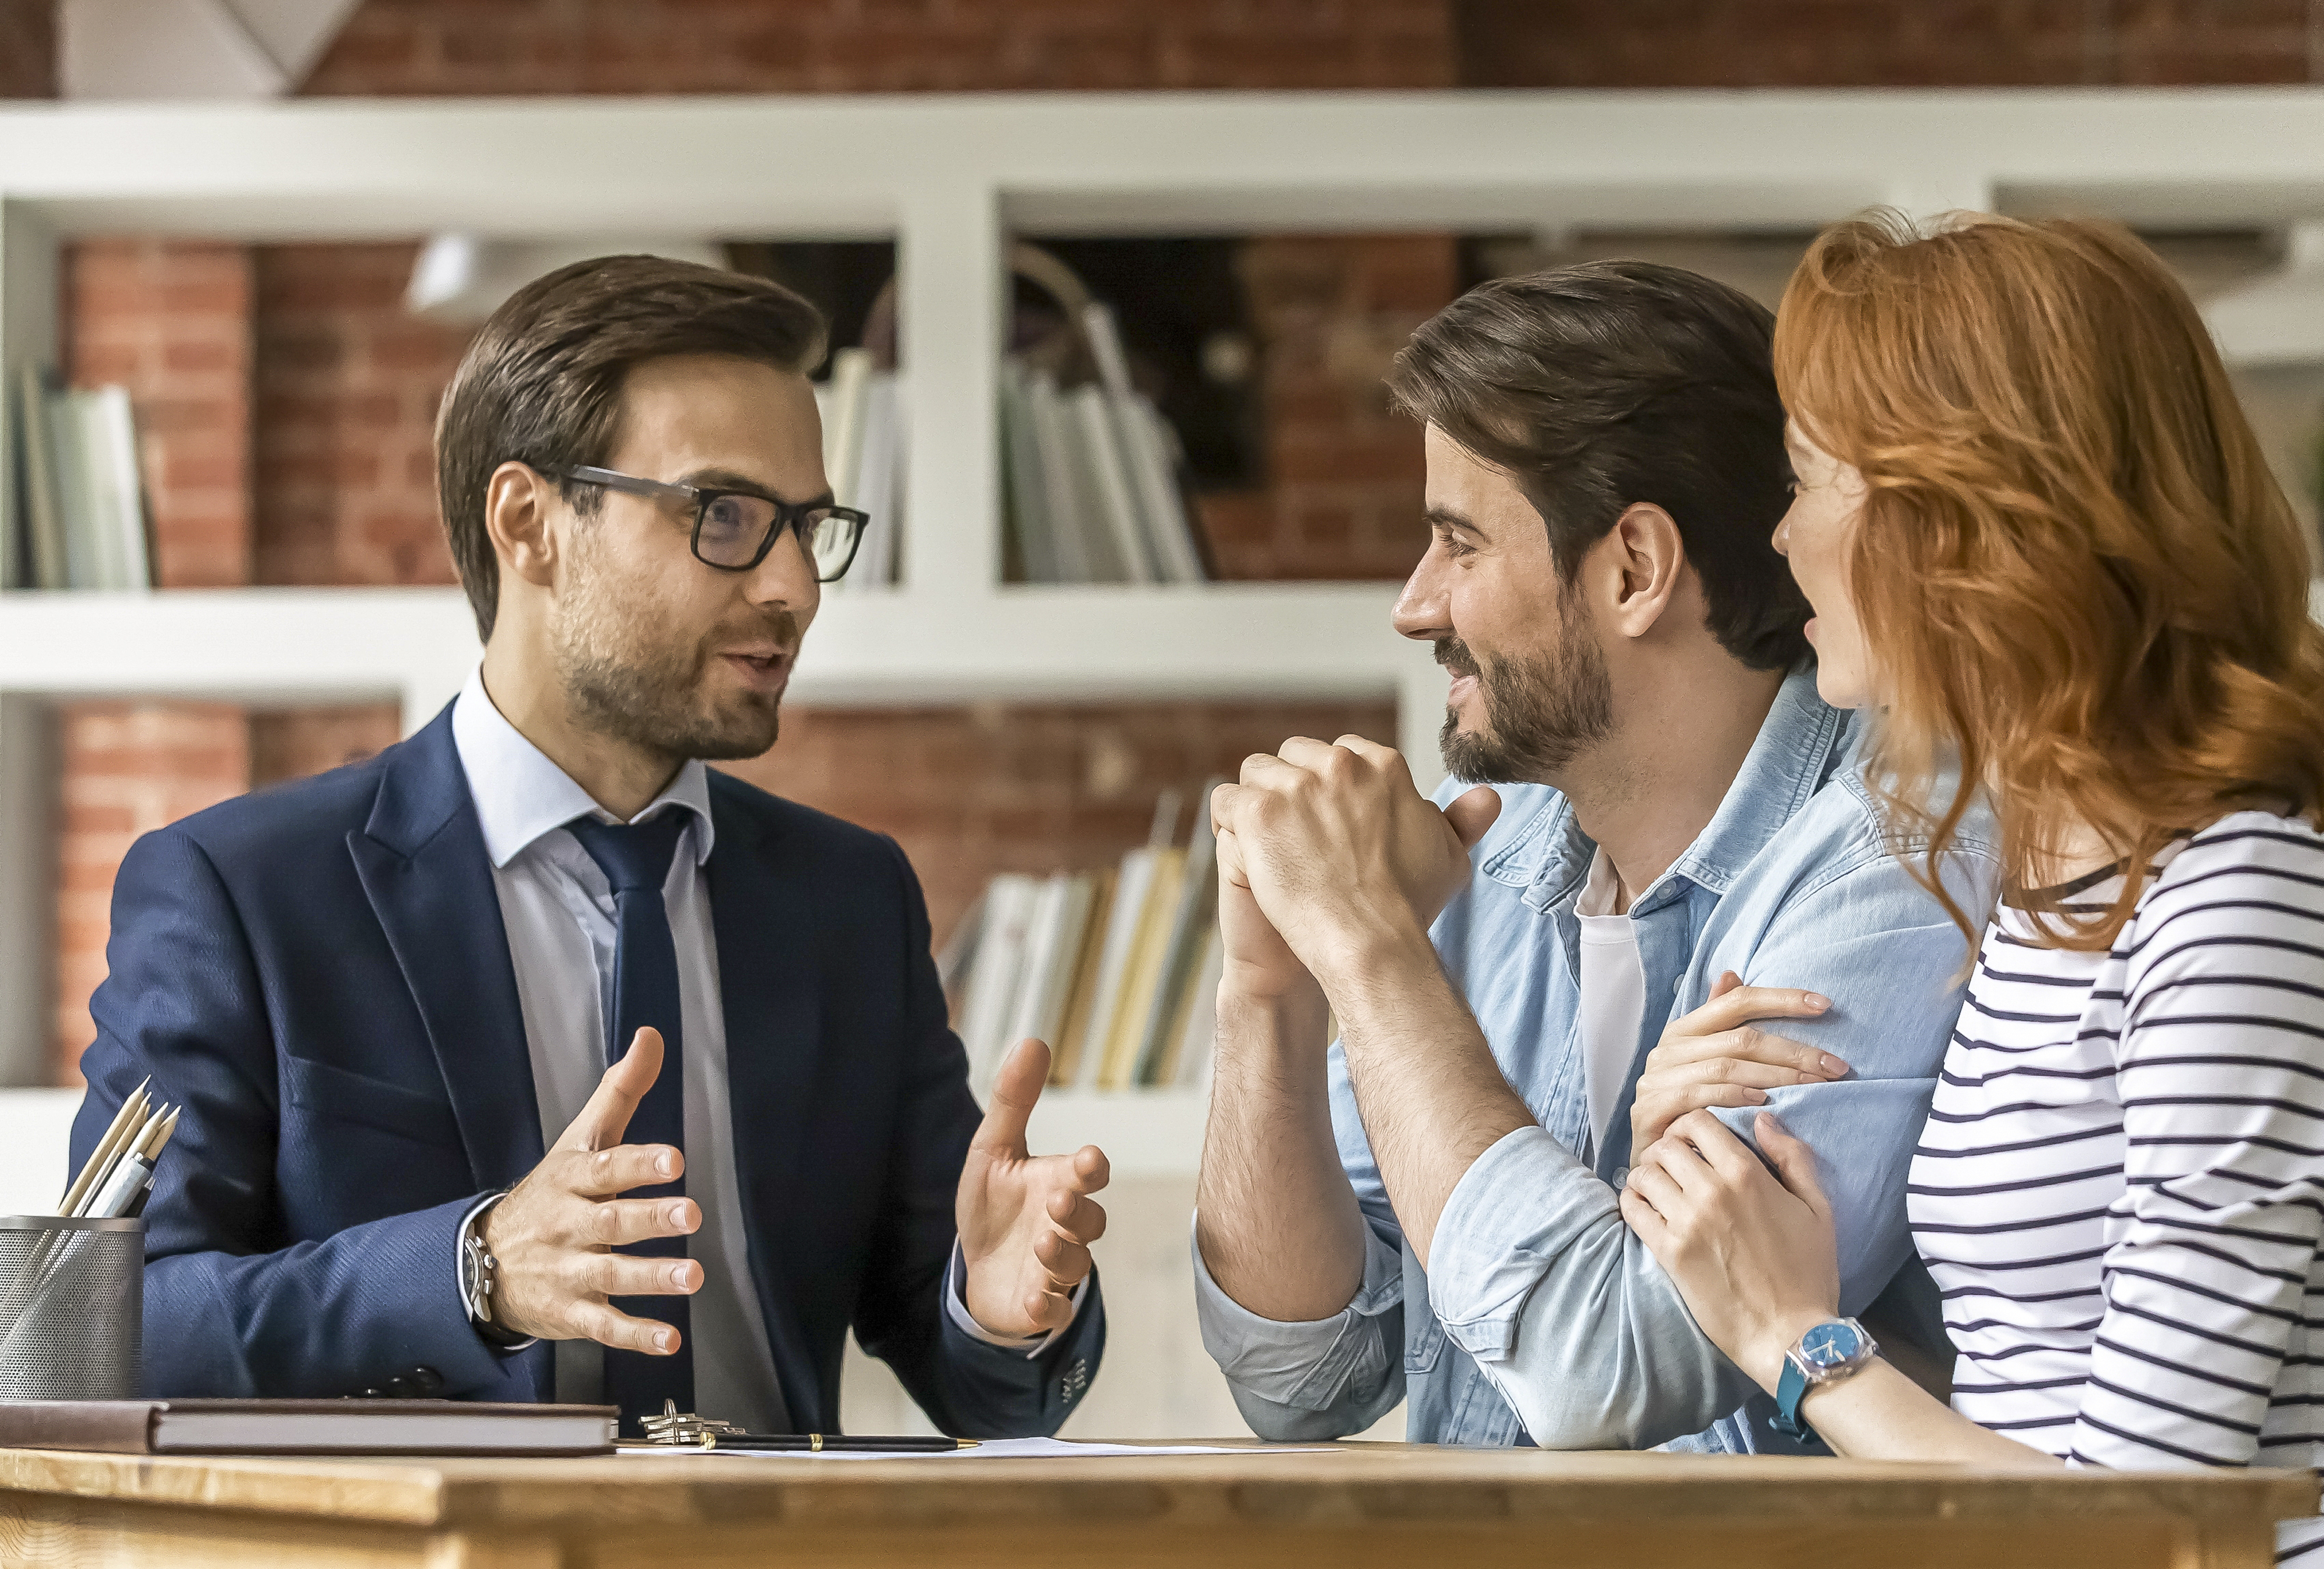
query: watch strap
[
  {"left": 458, "top": 1191, "right": 537, "bottom": 1351},
  {"left": 1771, "top": 1351, "right": 1815, "bottom": 1439}
]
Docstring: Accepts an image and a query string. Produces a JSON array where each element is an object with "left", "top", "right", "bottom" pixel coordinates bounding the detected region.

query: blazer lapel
[
  {"left": 705, "top": 776, "right": 827, "bottom": 1424},
  {"left": 347, "top": 705, "right": 546, "bottom": 1193}
]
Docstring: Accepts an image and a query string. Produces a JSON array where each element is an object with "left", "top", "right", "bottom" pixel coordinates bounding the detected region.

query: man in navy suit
[{"left": 71, "top": 255, "right": 1108, "bottom": 1437}]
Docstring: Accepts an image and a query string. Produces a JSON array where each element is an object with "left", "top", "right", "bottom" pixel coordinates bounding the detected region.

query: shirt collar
[
  {"left": 1488, "top": 662, "right": 1849, "bottom": 909},
  {"left": 450, "top": 665, "right": 715, "bottom": 871}
]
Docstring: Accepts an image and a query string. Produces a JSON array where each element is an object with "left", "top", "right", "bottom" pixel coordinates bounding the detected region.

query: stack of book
[
  {"left": 1000, "top": 303, "right": 1208, "bottom": 586},
  {"left": 815, "top": 346, "right": 903, "bottom": 592},
  {"left": 9, "top": 366, "right": 153, "bottom": 592},
  {"left": 945, "top": 786, "right": 1224, "bottom": 1097}
]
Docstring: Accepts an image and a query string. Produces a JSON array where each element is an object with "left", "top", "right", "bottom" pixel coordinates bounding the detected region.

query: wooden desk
[{"left": 0, "top": 1441, "right": 2309, "bottom": 1569}]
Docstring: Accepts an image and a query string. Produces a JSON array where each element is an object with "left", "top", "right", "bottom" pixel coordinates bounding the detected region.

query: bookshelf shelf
[
  {"left": 0, "top": 579, "right": 1438, "bottom": 725},
  {"left": 4, "top": 85, "right": 2324, "bottom": 1085}
]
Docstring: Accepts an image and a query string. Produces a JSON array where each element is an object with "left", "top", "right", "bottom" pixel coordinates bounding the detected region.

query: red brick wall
[
  {"left": 249, "top": 704, "right": 407, "bottom": 789},
  {"left": 53, "top": 705, "right": 252, "bottom": 1081},
  {"left": 302, "top": 0, "right": 1455, "bottom": 95},
  {"left": 63, "top": 241, "right": 253, "bottom": 589},
  {"left": 1456, "top": 0, "right": 2324, "bottom": 87},
  {"left": 253, "top": 243, "right": 465, "bottom": 588},
  {"left": 1200, "top": 234, "right": 1452, "bottom": 581}
]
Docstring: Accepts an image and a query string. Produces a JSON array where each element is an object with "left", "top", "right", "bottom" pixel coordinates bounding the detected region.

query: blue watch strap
[{"left": 1771, "top": 1352, "right": 1814, "bottom": 1440}]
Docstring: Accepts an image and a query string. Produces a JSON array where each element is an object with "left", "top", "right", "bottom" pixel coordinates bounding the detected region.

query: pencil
[
  {"left": 58, "top": 1082, "right": 148, "bottom": 1217},
  {"left": 76, "top": 1104, "right": 167, "bottom": 1218},
  {"left": 145, "top": 1106, "right": 180, "bottom": 1161}
]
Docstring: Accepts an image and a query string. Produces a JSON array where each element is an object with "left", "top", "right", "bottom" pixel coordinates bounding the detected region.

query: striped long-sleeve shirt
[{"left": 1909, "top": 811, "right": 2324, "bottom": 1564}]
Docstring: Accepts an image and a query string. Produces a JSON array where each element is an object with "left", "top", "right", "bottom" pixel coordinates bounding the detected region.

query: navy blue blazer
[{"left": 70, "top": 705, "right": 1103, "bottom": 1436}]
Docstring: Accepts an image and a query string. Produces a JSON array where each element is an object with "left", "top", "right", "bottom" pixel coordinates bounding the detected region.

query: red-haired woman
[{"left": 1620, "top": 212, "right": 2324, "bottom": 1561}]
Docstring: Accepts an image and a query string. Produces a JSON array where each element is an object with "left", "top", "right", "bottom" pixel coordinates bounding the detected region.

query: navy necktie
[{"left": 565, "top": 809, "right": 693, "bottom": 1437}]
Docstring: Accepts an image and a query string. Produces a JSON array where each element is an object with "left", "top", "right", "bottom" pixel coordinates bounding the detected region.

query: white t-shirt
[{"left": 1573, "top": 848, "right": 1647, "bottom": 1160}]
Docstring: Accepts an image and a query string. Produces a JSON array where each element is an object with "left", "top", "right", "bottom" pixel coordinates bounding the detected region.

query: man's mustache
[
  {"left": 1434, "top": 637, "right": 1480, "bottom": 681},
  {"left": 713, "top": 608, "right": 804, "bottom": 652}
]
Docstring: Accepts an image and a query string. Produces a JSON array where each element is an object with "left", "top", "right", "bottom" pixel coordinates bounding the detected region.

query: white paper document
[{"left": 620, "top": 1437, "right": 1333, "bottom": 1460}]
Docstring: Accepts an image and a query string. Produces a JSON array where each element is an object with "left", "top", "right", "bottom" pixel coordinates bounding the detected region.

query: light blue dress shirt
[{"left": 1194, "top": 667, "right": 2000, "bottom": 1452}]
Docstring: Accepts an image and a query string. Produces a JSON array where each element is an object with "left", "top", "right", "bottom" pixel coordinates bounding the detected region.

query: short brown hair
[
  {"left": 1387, "top": 261, "right": 1807, "bottom": 671},
  {"left": 435, "top": 255, "right": 827, "bottom": 639},
  {"left": 1777, "top": 211, "right": 2324, "bottom": 948}
]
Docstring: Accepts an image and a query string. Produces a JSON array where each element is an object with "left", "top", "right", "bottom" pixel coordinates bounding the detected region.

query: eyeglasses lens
[
  {"left": 695, "top": 493, "right": 779, "bottom": 569},
  {"left": 804, "top": 508, "right": 862, "bottom": 580}
]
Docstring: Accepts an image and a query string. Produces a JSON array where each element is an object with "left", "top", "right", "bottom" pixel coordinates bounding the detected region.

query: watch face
[{"left": 1799, "top": 1320, "right": 1866, "bottom": 1371}]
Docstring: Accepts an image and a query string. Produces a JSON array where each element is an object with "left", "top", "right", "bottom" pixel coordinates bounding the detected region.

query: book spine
[
  {"left": 999, "top": 363, "right": 1050, "bottom": 583},
  {"left": 1066, "top": 385, "right": 1156, "bottom": 585},
  {"left": 1048, "top": 866, "right": 1117, "bottom": 1086},
  {"left": 1073, "top": 850, "right": 1156, "bottom": 1088},
  {"left": 16, "top": 363, "right": 63, "bottom": 590},
  {"left": 1024, "top": 370, "right": 1113, "bottom": 583},
  {"left": 1095, "top": 850, "right": 1185, "bottom": 1091},
  {"left": 95, "top": 388, "right": 151, "bottom": 592}
]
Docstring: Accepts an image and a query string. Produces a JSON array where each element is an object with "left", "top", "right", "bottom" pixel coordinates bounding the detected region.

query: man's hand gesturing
[
  {"left": 481, "top": 1027, "right": 702, "bottom": 1352},
  {"left": 956, "top": 1037, "right": 1110, "bottom": 1338}
]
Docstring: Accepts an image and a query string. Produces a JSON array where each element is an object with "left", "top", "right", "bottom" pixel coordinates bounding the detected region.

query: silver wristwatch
[{"left": 458, "top": 1191, "right": 536, "bottom": 1351}]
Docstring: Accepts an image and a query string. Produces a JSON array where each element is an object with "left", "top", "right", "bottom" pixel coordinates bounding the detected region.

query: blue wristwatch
[{"left": 1770, "top": 1317, "right": 1878, "bottom": 1441}]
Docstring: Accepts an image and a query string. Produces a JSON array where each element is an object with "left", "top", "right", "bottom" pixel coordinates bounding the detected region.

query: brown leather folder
[{"left": 0, "top": 1399, "right": 616, "bottom": 1455}]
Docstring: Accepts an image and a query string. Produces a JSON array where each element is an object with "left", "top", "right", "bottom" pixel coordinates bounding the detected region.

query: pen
[
  {"left": 621, "top": 1434, "right": 978, "bottom": 1453},
  {"left": 85, "top": 1154, "right": 154, "bottom": 1221}
]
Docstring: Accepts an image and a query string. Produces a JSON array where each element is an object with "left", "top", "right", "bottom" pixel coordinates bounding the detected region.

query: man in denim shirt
[{"left": 1195, "top": 263, "right": 1997, "bottom": 1453}]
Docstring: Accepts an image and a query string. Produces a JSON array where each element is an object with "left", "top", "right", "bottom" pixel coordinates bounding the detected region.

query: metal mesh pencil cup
[{"left": 0, "top": 1217, "right": 142, "bottom": 1399}]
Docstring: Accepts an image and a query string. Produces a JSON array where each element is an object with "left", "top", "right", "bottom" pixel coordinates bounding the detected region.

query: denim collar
[{"left": 1477, "top": 664, "right": 1849, "bottom": 917}]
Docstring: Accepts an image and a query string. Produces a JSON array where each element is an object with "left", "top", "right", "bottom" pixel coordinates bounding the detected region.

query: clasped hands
[
  {"left": 482, "top": 1027, "right": 1108, "bottom": 1354},
  {"left": 1208, "top": 735, "right": 1502, "bottom": 1006}
]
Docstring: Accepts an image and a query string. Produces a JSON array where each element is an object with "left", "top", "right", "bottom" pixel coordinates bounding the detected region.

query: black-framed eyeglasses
[{"left": 550, "top": 464, "right": 869, "bottom": 582}]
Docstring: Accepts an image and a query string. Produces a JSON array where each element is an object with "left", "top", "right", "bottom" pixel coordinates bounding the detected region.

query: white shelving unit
[{"left": 4, "top": 85, "right": 2324, "bottom": 1106}]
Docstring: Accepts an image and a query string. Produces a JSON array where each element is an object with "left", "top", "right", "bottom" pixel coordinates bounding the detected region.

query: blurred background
[{"left": 1, "top": 0, "right": 2321, "bottom": 1439}]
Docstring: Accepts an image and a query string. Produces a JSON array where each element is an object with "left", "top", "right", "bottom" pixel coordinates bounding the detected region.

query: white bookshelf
[{"left": 4, "top": 84, "right": 2324, "bottom": 1108}]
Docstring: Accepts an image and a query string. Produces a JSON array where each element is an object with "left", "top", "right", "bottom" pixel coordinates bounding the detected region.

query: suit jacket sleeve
[
  {"left": 73, "top": 825, "right": 534, "bottom": 1401},
  {"left": 845, "top": 837, "right": 1105, "bottom": 1438}
]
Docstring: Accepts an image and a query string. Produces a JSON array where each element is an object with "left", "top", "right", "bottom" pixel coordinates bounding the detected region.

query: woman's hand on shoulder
[
  {"left": 1620, "top": 1108, "right": 1842, "bottom": 1392},
  {"left": 1629, "top": 971, "right": 1848, "bottom": 1151}
]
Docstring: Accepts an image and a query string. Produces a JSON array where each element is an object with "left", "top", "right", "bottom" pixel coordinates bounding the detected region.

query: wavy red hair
[{"left": 1775, "top": 211, "right": 2324, "bottom": 947}]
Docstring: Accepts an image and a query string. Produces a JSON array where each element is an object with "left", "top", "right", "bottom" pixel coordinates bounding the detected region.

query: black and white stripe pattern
[{"left": 1909, "top": 811, "right": 2324, "bottom": 1564}]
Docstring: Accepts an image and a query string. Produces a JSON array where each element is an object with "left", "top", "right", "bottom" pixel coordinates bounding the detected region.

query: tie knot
[{"left": 566, "top": 810, "right": 690, "bottom": 894}]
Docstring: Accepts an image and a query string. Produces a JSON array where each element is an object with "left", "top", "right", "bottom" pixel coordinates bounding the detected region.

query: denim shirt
[{"left": 1193, "top": 668, "right": 2000, "bottom": 1452}]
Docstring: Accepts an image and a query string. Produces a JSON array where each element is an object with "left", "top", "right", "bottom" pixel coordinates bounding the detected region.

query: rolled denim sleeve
[
  {"left": 1192, "top": 1211, "right": 1406, "bottom": 1439},
  {"left": 1428, "top": 1126, "right": 1744, "bottom": 1448},
  {"left": 1426, "top": 841, "right": 1997, "bottom": 1451},
  {"left": 1193, "top": 1040, "right": 1410, "bottom": 1440}
]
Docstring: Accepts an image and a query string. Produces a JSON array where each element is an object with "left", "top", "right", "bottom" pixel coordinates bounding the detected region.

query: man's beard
[
  {"left": 1437, "top": 615, "right": 1613, "bottom": 784},
  {"left": 551, "top": 544, "right": 792, "bottom": 764}
]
